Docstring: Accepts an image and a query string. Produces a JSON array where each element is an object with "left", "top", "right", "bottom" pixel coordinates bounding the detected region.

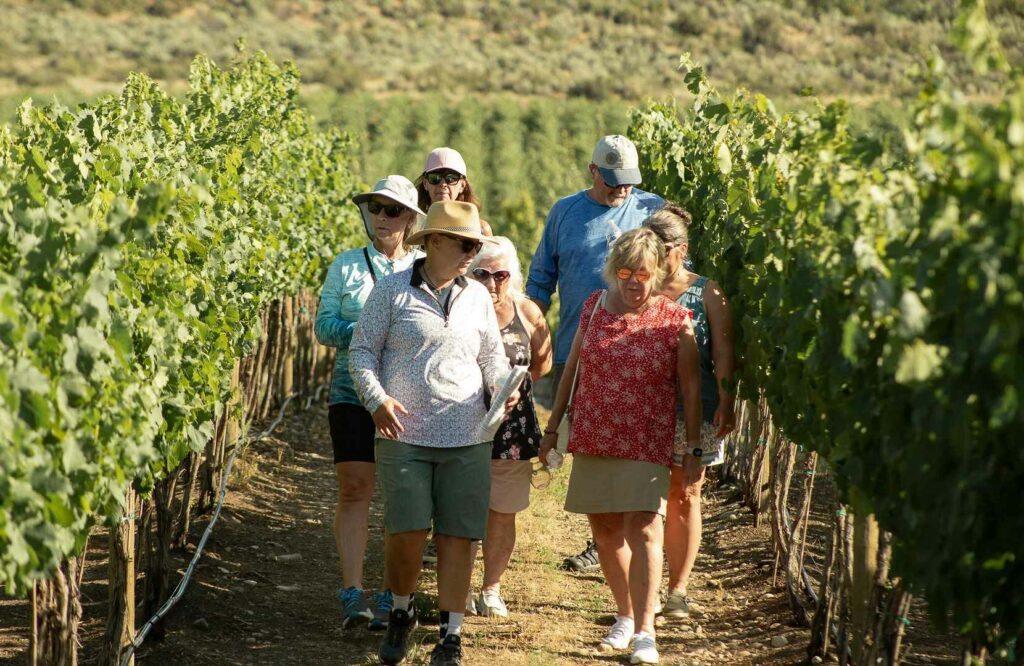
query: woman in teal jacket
[{"left": 314, "top": 175, "right": 424, "bottom": 630}]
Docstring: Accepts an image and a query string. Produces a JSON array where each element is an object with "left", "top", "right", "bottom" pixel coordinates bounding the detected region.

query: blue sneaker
[
  {"left": 369, "top": 589, "right": 393, "bottom": 631},
  {"left": 338, "top": 586, "right": 372, "bottom": 628}
]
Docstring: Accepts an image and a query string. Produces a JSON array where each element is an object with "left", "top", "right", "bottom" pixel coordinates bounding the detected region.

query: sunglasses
[
  {"left": 424, "top": 171, "right": 463, "bottom": 186},
  {"left": 616, "top": 267, "right": 653, "bottom": 283},
  {"left": 439, "top": 234, "right": 483, "bottom": 255},
  {"left": 367, "top": 200, "right": 407, "bottom": 218},
  {"left": 471, "top": 268, "right": 511, "bottom": 283},
  {"left": 592, "top": 166, "right": 632, "bottom": 190}
]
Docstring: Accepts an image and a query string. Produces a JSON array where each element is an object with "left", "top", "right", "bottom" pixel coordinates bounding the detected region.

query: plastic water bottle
[{"left": 546, "top": 448, "right": 564, "bottom": 470}]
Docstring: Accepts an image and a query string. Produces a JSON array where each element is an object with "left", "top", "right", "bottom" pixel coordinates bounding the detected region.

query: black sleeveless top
[{"left": 492, "top": 300, "right": 542, "bottom": 460}]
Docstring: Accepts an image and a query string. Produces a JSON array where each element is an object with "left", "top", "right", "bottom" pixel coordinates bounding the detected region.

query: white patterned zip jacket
[{"left": 348, "top": 258, "right": 508, "bottom": 448}]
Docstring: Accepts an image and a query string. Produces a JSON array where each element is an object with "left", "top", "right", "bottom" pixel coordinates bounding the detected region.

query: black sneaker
[
  {"left": 429, "top": 634, "right": 462, "bottom": 666},
  {"left": 378, "top": 606, "right": 418, "bottom": 665},
  {"left": 560, "top": 540, "right": 600, "bottom": 572}
]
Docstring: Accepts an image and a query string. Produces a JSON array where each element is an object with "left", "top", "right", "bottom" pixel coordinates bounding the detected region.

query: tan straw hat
[{"left": 405, "top": 201, "right": 496, "bottom": 246}]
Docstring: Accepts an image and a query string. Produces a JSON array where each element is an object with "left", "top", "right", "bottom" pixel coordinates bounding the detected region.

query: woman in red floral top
[{"left": 539, "top": 227, "right": 702, "bottom": 664}]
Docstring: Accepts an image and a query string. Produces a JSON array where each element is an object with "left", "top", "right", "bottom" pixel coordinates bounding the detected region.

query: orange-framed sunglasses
[{"left": 615, "top": 267, "right": 653, "bottom": 283}]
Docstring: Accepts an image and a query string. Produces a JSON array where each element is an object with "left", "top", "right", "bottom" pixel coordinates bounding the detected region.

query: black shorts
[{"left": 329, "top": 403, "right": 376, "bottom": 464}]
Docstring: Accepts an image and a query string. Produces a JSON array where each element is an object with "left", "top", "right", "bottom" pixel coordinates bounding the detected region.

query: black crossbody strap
[{"left": 362, "top": 247, "right": 378, "bottom": 284}]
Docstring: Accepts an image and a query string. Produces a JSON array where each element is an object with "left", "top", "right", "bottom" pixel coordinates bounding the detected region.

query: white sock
[
  {"left": 393, "top": 594, "right": 412, "bottom": 612},
  {"left": 443, "top": 611, "right": 465, "bottom": 636},
  {"left": 615, "top": 614, "right": 634, "bottom": 626}
]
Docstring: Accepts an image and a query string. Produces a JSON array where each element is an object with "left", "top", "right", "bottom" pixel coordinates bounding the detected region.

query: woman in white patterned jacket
[{"left": 349, "top": 200, "right": 518, "bottom": 666}]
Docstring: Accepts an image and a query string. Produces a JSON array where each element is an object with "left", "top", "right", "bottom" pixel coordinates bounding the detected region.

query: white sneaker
[
  {"left": 465, "top": 589, "right": 478, "bottom": 616},
  {"left": 598, "top": 615, "right": 634, "bottom": 652},
  {"left": 630, "top": 632, "right": 659, "bottom": 664},
  {"left": 477, "top": 588, "right": 509, "bottom": 617}
]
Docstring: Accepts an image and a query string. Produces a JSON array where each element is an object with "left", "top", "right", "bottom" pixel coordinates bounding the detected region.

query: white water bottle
[{"left": 546, "top": 448, "right": 564, "bottom": 470}]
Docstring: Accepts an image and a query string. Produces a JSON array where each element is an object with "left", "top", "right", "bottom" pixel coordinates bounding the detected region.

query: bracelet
[{"left": 543, "top": 429, "right": 558, "bottom": 435}]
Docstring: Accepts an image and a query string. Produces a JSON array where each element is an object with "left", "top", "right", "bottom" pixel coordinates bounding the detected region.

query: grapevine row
[
  {"left": 629, "top": 30, "right": 1023, "bottom": 656},
  {"left": 0, "top": 49, "right": 362, "bottom": 659}
]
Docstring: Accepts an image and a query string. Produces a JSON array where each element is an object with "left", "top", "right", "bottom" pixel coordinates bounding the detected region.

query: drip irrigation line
[{"left": 120, "top": 384, "right": 326, "bottom": 665}]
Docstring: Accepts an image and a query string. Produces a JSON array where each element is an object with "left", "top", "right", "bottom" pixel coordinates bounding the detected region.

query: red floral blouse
[{"left": 568, "top": 290, "right": 692, "bottom": 466}]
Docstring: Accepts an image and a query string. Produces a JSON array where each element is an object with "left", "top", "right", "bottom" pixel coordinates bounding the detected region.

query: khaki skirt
[
  {"left": 564, "top": 453, "right": 670, "bottom": 516},
  {"left": 489, "top": 459, "right": 533, "bottom": 514}
]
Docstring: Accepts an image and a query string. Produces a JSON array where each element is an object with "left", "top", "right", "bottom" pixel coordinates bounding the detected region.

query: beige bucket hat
[
  {"left": 351, "top": 175, "right": 426, "bottom": 239},
  {"left": 405, "top": 201, "right": 497, "bottom": 246}
]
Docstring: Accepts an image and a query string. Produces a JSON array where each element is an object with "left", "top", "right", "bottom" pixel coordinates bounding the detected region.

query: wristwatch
[{"left": 684, "top": 444, "right": 703, "bottom": 458}]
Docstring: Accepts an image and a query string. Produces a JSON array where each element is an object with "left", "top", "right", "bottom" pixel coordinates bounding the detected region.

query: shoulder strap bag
[{"left": 554, "top": 290, "right": 606, "bottom": 453}]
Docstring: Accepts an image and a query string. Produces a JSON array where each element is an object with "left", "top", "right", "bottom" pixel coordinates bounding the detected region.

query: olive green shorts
[{"left": 375, "top": 438, "right": 492, "bottom": 540}]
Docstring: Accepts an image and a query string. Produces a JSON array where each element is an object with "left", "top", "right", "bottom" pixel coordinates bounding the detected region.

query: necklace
[
  {"left": 374, "top": 239, "right": 407, "bottom": 263},
  {"left": 421, "top": 264, "right": 452, "bottom": 293}
]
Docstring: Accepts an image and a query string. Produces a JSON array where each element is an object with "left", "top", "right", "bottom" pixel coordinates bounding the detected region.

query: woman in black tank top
[{"left": 466, "top": 236, "right": 553, "bottom": 618}]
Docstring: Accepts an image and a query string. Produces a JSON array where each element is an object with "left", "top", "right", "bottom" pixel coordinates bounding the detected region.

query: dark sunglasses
[
  {"left": 471, "top": 268, "right": 511, "bottom": 283},
  {"left": 367, "top": 200, "right": 407, "bottom": 218},
  {"left": 592, "top": 166, "right": 632, "bottom": 190},
  {"left": 424, "top": 171, "right": 463, "bottom": 186},
  {"left": 440, "top": 234, "right": 483, "bottom": 255}
]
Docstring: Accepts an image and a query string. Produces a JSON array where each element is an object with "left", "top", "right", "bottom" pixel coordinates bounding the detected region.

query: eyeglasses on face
[
  {"left": 471, "top": 268, "right": 511, "bottom": 283},
  {"left": 367, "top": 200, "right": 406, "bottom": 218},
  {"left": 616, "top": 267, "right": 653, "bottom": 283},
  {"left": 425, "top": 171, "right": 463, "bottom": 186},
  {"left": 439, "top": 234, "right": 483, "bottom": 255}
]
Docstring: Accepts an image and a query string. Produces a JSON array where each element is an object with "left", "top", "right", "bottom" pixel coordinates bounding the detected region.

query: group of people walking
[{"left": 314, "top": 136, "right": 735, "bottom": 665}]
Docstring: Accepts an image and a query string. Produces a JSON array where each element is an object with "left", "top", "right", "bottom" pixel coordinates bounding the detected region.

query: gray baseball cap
[{"left": 592, "top": 135, "right": 642, "bottom": 187}]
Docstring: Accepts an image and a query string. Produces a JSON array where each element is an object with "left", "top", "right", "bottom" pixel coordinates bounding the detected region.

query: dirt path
[
  {"left": 1, "top": 402, "right": 958, "bottom": 665},
  {"left": 136, "top": 403, "right": 817, "bottom": 665}
]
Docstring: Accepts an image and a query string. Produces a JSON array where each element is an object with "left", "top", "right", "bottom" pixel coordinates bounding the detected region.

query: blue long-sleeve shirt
[
  {"left": 314, "top": 244, "right": 423, "bottom": 406},
  {"left": 525, "top": 189, "right": 664, "bottom": 363}
]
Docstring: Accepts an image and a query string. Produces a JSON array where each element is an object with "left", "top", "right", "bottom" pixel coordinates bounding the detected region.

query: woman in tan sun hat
[
  {"left": 350, "top": 200, "right": 515, "bottom": 665},
  {"left": 416, "top": 147, "right": 493, "bottom": 236}
]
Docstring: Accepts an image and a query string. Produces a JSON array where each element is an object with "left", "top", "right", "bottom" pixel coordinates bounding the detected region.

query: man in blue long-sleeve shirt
[
  {"left": 525, "top": 135, "right": 663, "bottom": 574},
  {"left": 526, "top": 135, "right": 664, "bottom": 375}
]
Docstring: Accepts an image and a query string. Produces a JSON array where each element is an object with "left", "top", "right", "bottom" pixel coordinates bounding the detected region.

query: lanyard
[
  {"left": 362, "top": 247, "right": 378, "bottom": 284},
  {"left": 420, "top": 266, "right": 457, "bottom": 320}
]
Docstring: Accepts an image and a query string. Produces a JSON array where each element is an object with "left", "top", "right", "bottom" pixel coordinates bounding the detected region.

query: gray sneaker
[
  {"left": 338, "top": 586, "right": 373, "bottom": 628},
  {"left": 369, "top": 590, "right": 393, "bottom": 631},
  {"left": 662, "top": 591, "right": 690, "bottom": 618}
]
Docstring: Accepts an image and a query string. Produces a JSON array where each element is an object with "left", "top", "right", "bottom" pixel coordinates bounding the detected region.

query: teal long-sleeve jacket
[{"left": 314, "top": 244, "right": 423, "bottom": 406}]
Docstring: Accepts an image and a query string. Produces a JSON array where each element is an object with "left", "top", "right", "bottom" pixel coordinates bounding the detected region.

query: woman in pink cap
[
  {"left": 416, "top": 146, "right": 493, "bottom": 236},
  {"left": 416, "top": 148, "right": 490, "bottom": 576}
]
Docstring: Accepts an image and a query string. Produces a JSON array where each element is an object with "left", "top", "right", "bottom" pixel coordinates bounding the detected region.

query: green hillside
[{"left": 1, "top": 0, "right": 1021, "bottom": 106}]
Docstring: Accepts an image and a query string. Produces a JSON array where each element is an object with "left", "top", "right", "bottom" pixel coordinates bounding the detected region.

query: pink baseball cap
[{"left": 422, "top": 147, "right": 468, "bottom": 177}]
